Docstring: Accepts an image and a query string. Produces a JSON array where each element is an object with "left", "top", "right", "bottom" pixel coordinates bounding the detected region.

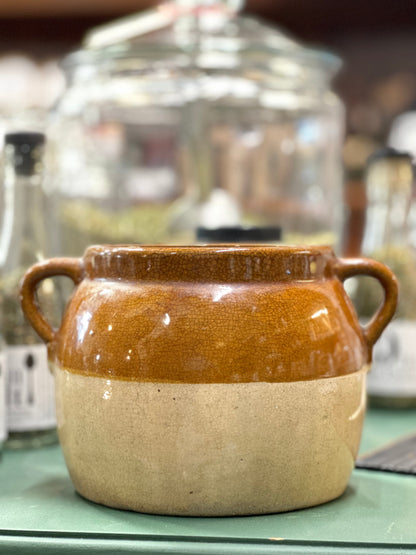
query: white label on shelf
[
  {"left": 0, "top": 351, "right": 6, "bottom": 442},
  {"left": 6, "top": 344, "right": 56, "bottom": 431},
  {"left": 368, "top": 319, "right": 416, "bottom": 396}
]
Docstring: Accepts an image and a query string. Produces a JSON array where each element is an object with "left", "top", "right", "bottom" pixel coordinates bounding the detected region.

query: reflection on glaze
[
  {"left": 102, "top": 379, "right": 112, "bottom": 400},
  {"left": 76, "top": 310, "right": 92, "bottom": 344},
  {"left": 311, "top": 308, "right": 328, "bottom": 319},
  {"left": 349, "top": 374, "right": 368, "bottom": 422},
  {"left": 212, "top": 285, "right": 233, "bottom": 303}
]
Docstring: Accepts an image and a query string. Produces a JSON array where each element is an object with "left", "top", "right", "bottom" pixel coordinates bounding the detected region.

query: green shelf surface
[{"left": 1, "top": 408, "right": 416, "bottom": 554}]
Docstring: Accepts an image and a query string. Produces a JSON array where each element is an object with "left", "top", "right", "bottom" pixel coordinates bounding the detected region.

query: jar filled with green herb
[
  {"left": 0, "top": 132, "right": 59, "bottom": 448},
  {"left": 355, "top": 148, "right": 416, "bottom": 408}
]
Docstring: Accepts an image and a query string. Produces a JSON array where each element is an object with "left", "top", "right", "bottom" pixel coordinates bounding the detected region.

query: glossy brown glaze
[{"left": 20, "top": 245, "right": 398, "bottom": 384}]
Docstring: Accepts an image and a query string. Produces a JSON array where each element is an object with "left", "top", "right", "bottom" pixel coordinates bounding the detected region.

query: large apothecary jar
[{"left": 49, "top": 0, "right": 344, "bottom": 255}]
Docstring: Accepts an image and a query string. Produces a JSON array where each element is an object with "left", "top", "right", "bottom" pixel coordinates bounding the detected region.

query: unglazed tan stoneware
[{"left": 20, "top": 245, "right": 398, "bottom": 516}]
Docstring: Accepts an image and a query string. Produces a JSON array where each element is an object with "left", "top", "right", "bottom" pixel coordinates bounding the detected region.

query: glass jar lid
[{"left": 62, "top": 0, "right": 341, "bottom": 84}]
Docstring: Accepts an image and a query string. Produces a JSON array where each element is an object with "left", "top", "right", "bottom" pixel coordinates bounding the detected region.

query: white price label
[
  {"left": 0, "top": 351, "right": 6, "bottom": 442},
  {"left": 6, "top": 344, "right": 56, "bottom": 431},
  {"left": 368, "top": 320, "right": 416, "bottom": 397}
]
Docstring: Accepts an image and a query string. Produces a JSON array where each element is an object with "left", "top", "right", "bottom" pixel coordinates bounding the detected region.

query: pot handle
[
  {"left": 20, "top": 258, "right": 84, "bottom": 345},
  {"left": 334, "top": 258, "right": 399, "bottom": 349}
]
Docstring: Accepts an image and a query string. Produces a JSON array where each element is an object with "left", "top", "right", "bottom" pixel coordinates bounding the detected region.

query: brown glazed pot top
[
  {"left": 20, "top": 244, "right": 398, "bottom": 384},
  {"left": 85, "top": 244, "right": 330, "bottom": 282}
]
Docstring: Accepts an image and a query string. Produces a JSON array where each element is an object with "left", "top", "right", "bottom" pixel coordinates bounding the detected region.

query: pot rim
[{"left": 84, "top": 243, "right": 335, "bottom": 283}]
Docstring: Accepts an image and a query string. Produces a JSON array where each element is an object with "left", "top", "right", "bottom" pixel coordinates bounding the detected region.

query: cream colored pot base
[{"left": 55, "top": 367, "right": 367, "bottom": 516}]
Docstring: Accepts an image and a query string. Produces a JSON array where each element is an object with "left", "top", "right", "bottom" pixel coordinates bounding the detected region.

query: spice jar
[
  {"left": 49, "top": 0, "right": 344, "bottom": 255},
  {"left": 0, "top": 132, "right": 59, "bottom": 447},
  {"left": 355, "top": 147, "right": 416, "bottom": 408}
]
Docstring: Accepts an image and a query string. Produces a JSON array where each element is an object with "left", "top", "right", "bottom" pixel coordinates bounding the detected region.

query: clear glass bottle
[
  {"left": 0, "top": 132, "right": 58, "bottom": 447},
  {"left": 355, "top": 147, "right": 416, "bottom": 408}
]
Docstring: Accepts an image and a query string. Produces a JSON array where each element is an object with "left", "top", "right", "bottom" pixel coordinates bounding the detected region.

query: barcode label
[{"left": 6, "top": 344, "right": 56, "bottom": 431}]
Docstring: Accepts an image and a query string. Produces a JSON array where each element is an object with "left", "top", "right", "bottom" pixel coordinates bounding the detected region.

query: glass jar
[{"left": 49, "top": 1, "right": 344, "bottom": 255}]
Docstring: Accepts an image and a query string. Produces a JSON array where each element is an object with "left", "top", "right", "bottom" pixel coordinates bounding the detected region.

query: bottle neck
[{"left": 0, "top": 162, "right": 47, "bottom": 272}]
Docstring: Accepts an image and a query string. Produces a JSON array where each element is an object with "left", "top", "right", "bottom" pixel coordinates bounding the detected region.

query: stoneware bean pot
[{"left": 20, "top": 244, "right": 398, "bottom": 516}]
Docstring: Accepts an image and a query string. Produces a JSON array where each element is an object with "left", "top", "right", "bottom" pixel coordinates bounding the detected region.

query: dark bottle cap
[
  {"left": 196, "top": 225, "right": 282, "bottom": 243},
  {"left": 4, "top": 131, "right": 46, "bottom": 176},
  {"left": 367, "top": 146, "right": 412, "bottom": 166}
]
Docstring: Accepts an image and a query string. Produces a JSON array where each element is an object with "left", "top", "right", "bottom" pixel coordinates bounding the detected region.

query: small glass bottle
[
  {"left": 355, "top": 147, "right": 416, "bottom": 408},
  {"left": 0, "top": 132, "right": 58, "bottom": 447}
]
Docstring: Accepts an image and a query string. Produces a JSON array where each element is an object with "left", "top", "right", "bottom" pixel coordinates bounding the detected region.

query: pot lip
[
  {"left": 83, "top": 244, "right": 336, "bottom": 283},
  {"left": 84, "top": 243, "right": 335, "bottom": 257}
]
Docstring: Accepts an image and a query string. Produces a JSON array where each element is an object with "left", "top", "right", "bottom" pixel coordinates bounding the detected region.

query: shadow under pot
[{"left": 20, "top": 244, "right": 398, "bottom": 516}]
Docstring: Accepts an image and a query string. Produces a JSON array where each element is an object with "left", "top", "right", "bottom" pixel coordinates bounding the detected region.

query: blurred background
[
  {"left": 1, "top": 0, "right": 416, "bottom": 255},
  {"left": 1, "top": 0, "right": 416, "bottom": 143}
]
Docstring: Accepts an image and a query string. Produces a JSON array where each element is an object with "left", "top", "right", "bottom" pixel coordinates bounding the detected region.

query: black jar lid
[
  {"left": 367, "top": 146, "right": 412, "bottom": 164},
  {"left": 196, "top": 225, "right": 282, "bottom": 244},
  {"left": 4, "top": 131, "right": 45, "bottom": 176}
]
